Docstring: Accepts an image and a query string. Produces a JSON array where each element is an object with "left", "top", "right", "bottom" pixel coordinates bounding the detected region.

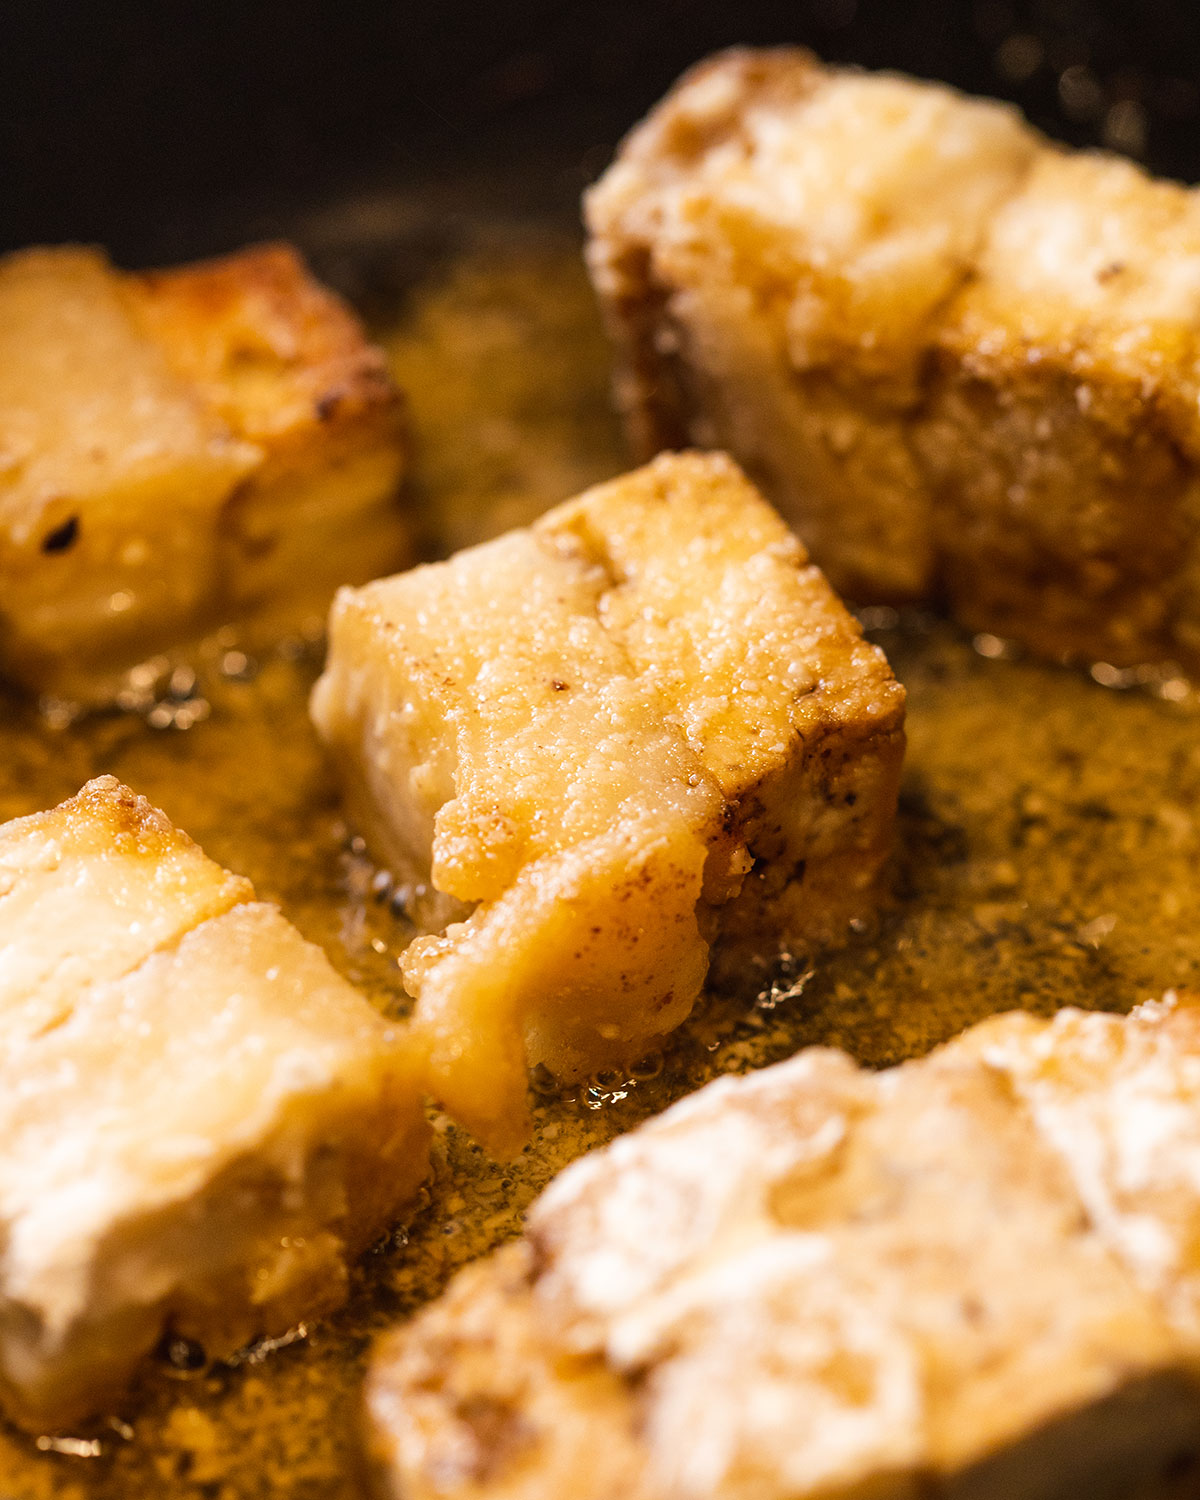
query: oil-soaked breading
[
  {"left": 311, "top": 452, "right": 904, "bottom": 1154},
  {"left": 586, "top": 48, "right": 1200, "bottom": 669},
  {"left": 0, "top": 777, "right": 429, "bottom": 1433},
  {"left": 0, "top": 244, "right": 408, "bottom": 703},
  {"left": 365, "top": 997, "right": 1200, "bottom": 1500}
]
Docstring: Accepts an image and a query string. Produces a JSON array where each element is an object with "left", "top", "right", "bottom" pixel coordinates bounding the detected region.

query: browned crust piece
[
  {"left": 0, "top": 242, "right": 409, "bottom": 702},
  {"left": 130, "top": 242, "right": 402, "bottom": 479},
  {"left": 365, "top": 997, "right": 1200, "bottom": 1500},
  {"left": 0, "top": 776, "right": 431, "bottom": 1432},
  {"left": 311, "top": 451, "right": 904, "bottom": 1154},
  {"left": 129, "top": 242, "right": 410, "bottom": 625},
  {"left": 586, "top": 47, "right": 1200, "bottom": 671}
]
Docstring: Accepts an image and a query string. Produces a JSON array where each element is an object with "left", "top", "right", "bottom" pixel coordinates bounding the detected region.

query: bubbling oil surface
[{"left": 2, "top": 221, "right": 1200, "bottom": 1499}]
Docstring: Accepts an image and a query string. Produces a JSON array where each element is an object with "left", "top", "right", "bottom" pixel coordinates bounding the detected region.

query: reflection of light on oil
[
  {"left": 35, "top": 1435, "right": 103, "bottom": 1458},
  {"left": 1089, "top": 660, "right": 1197, "bottom": 707},
  {"left": 228, "top": 1323, "right": 309, "bottom": 1368},
  {"left": 756, "top": 956, "right": 816, "bottom": 1013},
  {"left": 584, "top": 1068, "right": 632, "bottom": 1109},
  {"left": 973, "top": 632, "right": 1015, "bottom": 661}
]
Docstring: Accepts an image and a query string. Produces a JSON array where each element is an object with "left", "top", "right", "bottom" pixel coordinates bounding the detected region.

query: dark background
[{"left": 2, "top": 0, "right": 1199, "bottom": 265}]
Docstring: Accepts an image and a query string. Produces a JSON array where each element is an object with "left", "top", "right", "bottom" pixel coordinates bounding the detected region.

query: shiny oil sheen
[{"left": 1, "top": 221, "right": 1198, "bottom": 1499}]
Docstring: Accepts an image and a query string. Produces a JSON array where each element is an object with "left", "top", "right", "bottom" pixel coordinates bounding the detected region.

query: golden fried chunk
[
  {"left": 0, "top": 243, "right": 407, "bottom": 703},
  {"left": 586, "top": 48, "right": 1200, "bottom": 668},
  {"left": 366, "top": 998, "right": 1200, "bottom": 1500},
  {"left": 0, "top": 778, "right": 429, "bottom": 1433},
  {"left": 311, "top": 453, "right": 903, "bottom": 1153}
]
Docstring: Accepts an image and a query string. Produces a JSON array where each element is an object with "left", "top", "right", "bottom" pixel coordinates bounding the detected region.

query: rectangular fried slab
[
  {"left": 365, "top": 997, "right": 1200, "bottom": 1500},
  {"left": 0, "top": 776, "right": 429, "bottom": 1432},
  {"left": 586, "top": 48, "right": 1200, "bottom": 670},
  {"left": 0, "top": 243, "right": 408, "bottom": 703},
  {"left": 311, "top": 452, "right": 904, "bottom": 1154}
]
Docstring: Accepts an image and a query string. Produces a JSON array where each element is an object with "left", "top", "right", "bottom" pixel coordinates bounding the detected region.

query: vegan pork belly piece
[
  {"left": 0, "top": 242, "right": 408, "bottom": 704},
  {"left": 586, "top": 48, "right": 1200, "bottom": 670},
  {"left": 0, "top": 776, "right": 430, "bottom": 1433},
  {"left": 364, "top": 996, "right": 1200, "bottom": 1500},
  {"left": 311, "top": 452, "right": 904, "bottom": 1154}
]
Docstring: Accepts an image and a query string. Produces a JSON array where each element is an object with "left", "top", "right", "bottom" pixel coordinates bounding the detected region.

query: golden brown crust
[
  {"left": 312, "top": 452, "right": 903, "bottom": 1154},
  {"left": 0, "top": 779, "right": 431, "bottom": 1432},
  {"left": 586, "top": 48, "right": 1200, "bottom": 669},
  {"left": 365, "top": 999, "right": 1200, "bottom": 1500},
  {"left": 0, "top": 242, "right": 409, "bottom": 702},
  {"left": 541, "top": 453, "right": 906, "bottom": 961},
  {"left": 128, "top": 241, "right": 403, "bottom": 457},
  {"left": 35, "top": 773, "right": 236, "bottom": 869},
  {"left": 0, "top": 774, "right": 252, "bottom": 1032}
]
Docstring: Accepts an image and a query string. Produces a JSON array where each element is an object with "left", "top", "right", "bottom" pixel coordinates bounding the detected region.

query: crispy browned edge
[
  {"left": 133, "top": 243, "right": 412, "bottom": 624},
  {"left": 585, "top": 48, "right": 826, "bottom": 463},
  {"left": 130, "top": 241, "right": 405, "bottom": 465}
]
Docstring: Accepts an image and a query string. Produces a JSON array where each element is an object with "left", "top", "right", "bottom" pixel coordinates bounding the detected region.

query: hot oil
[{"left": 1, "top": 226, "right": 1200, "bottom": 1499}]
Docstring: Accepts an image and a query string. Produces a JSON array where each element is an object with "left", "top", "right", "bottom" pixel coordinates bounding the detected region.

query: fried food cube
[
  {"left": 365, "top": 998, "right": 1200, "bottom": 1500},
  {"left": 311, "top": 452, "right": 904, "bottom": 1154},
  {"left": 586, "top": 48, "right": 1200, "bottom": 668},
  {"left": 0, "top": 243, "right": 408, "bottom": 703},
  {"left": 0, "top": 777, "right": 429, "bottom": 1433}
]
